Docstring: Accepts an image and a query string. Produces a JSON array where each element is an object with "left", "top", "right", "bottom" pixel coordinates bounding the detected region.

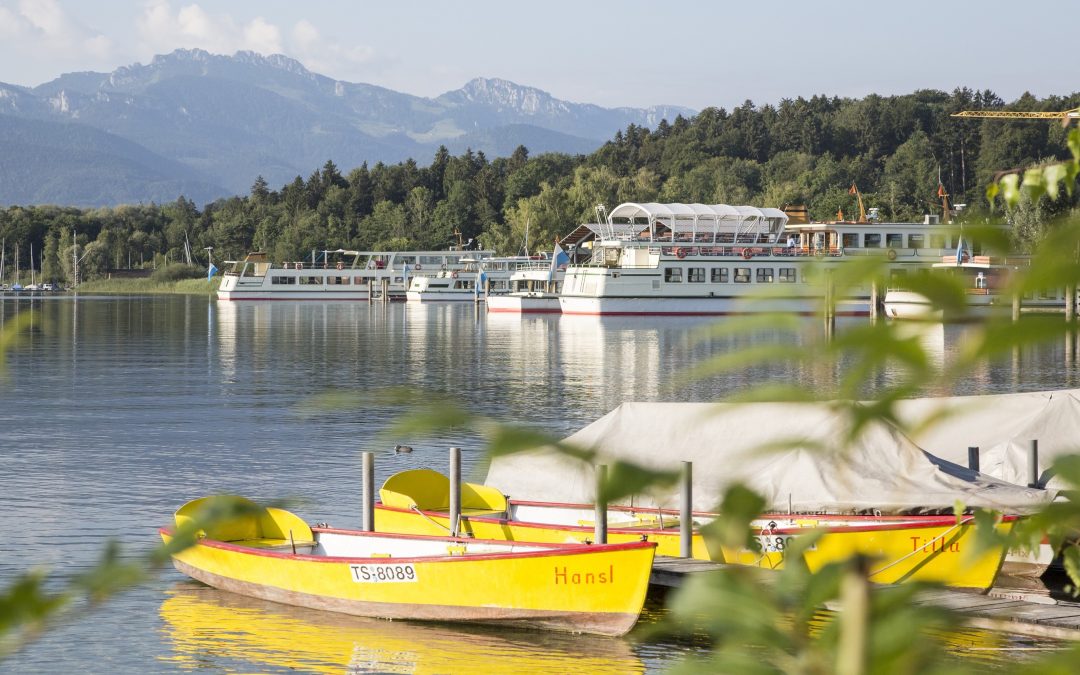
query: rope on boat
[
  {"left": 867, "top": 517, "right": 971, "bottom": 579},
  {"left": 410, "top": 505, "right": 454, "bottom": 534}
]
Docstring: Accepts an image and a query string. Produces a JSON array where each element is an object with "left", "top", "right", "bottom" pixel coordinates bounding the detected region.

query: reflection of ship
[{"left": 160, "top": 584, "right": 643, "bottom": 675}]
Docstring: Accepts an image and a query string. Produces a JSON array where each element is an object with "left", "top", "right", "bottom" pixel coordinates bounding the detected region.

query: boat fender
[
  {"left": 741, "top": 248, "right": 753, "bottom": 261},
  {"left": 336, "top": 261, "right": 344, "bottom": 270},
  {"left": 887, "top": 249, "right": 897, "bottom": 261},
  {"left": 676, "top": 248, "right": 687, "bottom": 259}
]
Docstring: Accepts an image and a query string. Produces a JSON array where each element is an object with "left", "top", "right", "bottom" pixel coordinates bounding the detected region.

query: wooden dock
[{"left": 650, "top": 556, "right": 1080, "bottom": 638}]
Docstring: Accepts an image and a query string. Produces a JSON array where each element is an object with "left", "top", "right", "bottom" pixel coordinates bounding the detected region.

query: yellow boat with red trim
[
  {"left": 160, "top": 496, "right": 656, "bottom": 636},
  {"left": 375, "top": 469, "right": 1016, "bottom": 591}
]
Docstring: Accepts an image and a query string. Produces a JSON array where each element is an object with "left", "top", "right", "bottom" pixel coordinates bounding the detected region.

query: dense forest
[{"left": 2, "top": 87, "right": 1078, "bottom": 284}]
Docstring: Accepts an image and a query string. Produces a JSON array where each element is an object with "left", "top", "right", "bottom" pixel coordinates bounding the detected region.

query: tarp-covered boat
[{"left": 160, "top": 496, "right": 656, "bottom": 637}]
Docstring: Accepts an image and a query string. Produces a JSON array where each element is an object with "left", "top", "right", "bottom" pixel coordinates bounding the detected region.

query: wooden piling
[
  {"left": 449, "top": 447, "right": 461, "bottom": 536},
  {"left": 680, "top": 461, "right": 693, "bottom": 558},
  {"left": 594, "top": 464, "right": 608, "bottom": 545},
  {"left": 1067, "top": 285, "right": 1076, "bottom": 323},
  {"left": 1028, "top": 440, "right": 1040, "bottom": 489},
  {"left": 361, "top": 452, "right": 374, "bottom": 531}
]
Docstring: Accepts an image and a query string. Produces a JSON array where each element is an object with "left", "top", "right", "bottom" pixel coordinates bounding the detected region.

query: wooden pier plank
[{"left": 648, "top": 556, "right": 1080, "bottom": 637}]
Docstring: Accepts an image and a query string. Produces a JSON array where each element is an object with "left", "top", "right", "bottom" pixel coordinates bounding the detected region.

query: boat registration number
[
  {"left": 755, "top": 535, "right": 815, "bottom": 553},
  {"left": 349, "top": 563, "right": 418, "bottom": 583}
]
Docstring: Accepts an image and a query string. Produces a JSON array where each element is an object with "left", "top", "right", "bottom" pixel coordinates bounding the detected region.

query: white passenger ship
[
  {"left": 217, "top": 249, "right": 493, "bottom": 301},
  {"left": 485, "top": 264, "right": 564, "bottom": 314},
  {"left": 405, "top": 257, "right": 550, "bottom": 303},
  {"left": 558, "top": 202, "right": 963, "bottom": 316}
]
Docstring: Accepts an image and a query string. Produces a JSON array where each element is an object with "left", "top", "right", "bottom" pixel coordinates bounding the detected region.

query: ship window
[
  {"left": 842, "top": 233, "right": 859, "bottom": 248},
  {"left": 734, "top": 267, "right": 751, "bottom": 283},
  {"left": 394, "top": 277, "right": 403, "bottom": 284},
  {"left": 886, "top": 233, "right": 903, "bottom": 248},
  {"left": 688, "top": 267, "right": 706, "bottom": 283},
  {"left": 664, "top": 268, "right": 683, "bottom": 283},
  {"left": 301, "top": 276, "right": 321, "bottom": 285},
  {"left": 271, "top": 276, "right": 297, "bottom": 285},
  {"left": 908, "top": 234, "right": 925, "bottom": 249},
  {"left": 778, "top": 268, "right": 796, "bottom": 283},
  {"left": 864, "top": 233, "right": 881, "bottom": 248},
  {"left": 711, "top": 267, "right": 729, "bottom": 283},
  {"left": 756, "top": 268, "right": 775, "bottom": 283},
  {"left": 929, "top": 235, "right": 945, "bottom": 249},
  {"left": 327, "top": 276, "right": 350, "bottom": 285},
  {"left": 430, "top": 282, "right": 450, "bottom": 288}
]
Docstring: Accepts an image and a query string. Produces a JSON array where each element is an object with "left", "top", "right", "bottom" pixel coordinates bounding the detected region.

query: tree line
[{"left": 2, "top": 86, "right": 1078, "bottom": 284}]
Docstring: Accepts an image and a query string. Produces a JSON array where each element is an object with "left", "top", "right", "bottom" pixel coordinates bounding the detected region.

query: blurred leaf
[
  {"left": 999, "top": 173, "right": 1021, "bottom": 208},
  {"left": 599, "top": 461, "right": 678, "bottom": 504}
]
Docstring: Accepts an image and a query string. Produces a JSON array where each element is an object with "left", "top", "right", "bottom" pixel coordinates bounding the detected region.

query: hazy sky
[{"left": 0, "top": 0, "right": 1073, "bottom": 111}]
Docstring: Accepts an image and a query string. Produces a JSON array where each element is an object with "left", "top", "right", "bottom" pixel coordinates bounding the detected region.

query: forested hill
[{"left": 3, "top": 86, "right": 1079, "bottom": 284}]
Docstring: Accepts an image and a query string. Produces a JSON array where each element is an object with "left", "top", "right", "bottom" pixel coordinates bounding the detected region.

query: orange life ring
[
  {"left": 676, "top": 248, "right": 687, "bottom": 259},
  {"left": 887, "top": 249, "right": 897, "bottom": 261},
  {"left": 741, "top": 248, "right": 753, "bottom": 261},
  {"left": 415, "top": 263, "right": 422, "bottom": 270},
  {"left": 336, "top": 261, "right": 344, "bottom": 270},
  {"left": 296, "top": 262, "right": 303, "bottom": 270},
  {"left": 451, "top": 271, "right": 458, "bottom": 279}
]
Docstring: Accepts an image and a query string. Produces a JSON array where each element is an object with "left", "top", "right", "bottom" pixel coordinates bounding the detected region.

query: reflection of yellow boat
[
  {"left": 160, "top": 496, "right": 655, "bottom": 636},
  {"left": 376, "top": 470, "right": 1015, "bottom": 591},
  {"left": 160, "top": 585, "right": 645, "bottom": 674}
]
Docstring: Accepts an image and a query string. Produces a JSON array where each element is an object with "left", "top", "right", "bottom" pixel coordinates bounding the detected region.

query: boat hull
[
  {"left": 162, "top": 528, "right": 654, "bottom": 636},
  {"left": 558, "top": 294, "right": 870, "bottom": 317},
  {"left": 374, "top": 504, "right": 1012, "bottom": 591},
  {"left": 487, "top": 293, "right": 562, "bottom": 314}
]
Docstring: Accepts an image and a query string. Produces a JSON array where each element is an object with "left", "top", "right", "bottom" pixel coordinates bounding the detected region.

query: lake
[{"left": 0, "top": 295, "right": 1072, "bottom": 672}]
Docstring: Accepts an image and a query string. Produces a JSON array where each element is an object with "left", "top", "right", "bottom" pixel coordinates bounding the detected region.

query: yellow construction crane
[{"left": 952, "top": 108, "right": 1080, "bottom": 121}]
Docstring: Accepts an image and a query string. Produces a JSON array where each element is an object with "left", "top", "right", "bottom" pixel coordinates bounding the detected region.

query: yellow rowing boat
[
  {"left": 161, "top": 496, "right": 656, "bottom": 636},
  {"left": 375, "top": 470, "right": 1016, "bottom": 591}
]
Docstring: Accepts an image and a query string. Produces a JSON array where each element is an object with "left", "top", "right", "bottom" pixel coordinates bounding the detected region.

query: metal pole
[
  {"left": 967, "top": 446, "right": 980, "bottom": 473},
  {"left": 680, "top": 461, "right": 693, "bottom": 558},
  {"left": 449, "top": 447, "right": 461, "bottom": 536},
  {"left": 361, "top": 452, "right": 374, "bottom": 531},
  {"left": 594, "top": 464, "right": 607, "bottom": 544},
  {"left": 1028, "top": 440, "right": 1040, "bottom": 488},
  {"left": 1012, "top": 292, "right": 1021, "bottom": 323}
]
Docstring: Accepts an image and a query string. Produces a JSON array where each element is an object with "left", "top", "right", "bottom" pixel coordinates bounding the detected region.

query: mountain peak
[{"left": 446, "top": 77, "right": 568, "bottom": 116}]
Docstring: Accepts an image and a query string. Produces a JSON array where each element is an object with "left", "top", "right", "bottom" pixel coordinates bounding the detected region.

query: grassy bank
[{"left": 74, "top": 277, "right": 221, "bottom": 295}]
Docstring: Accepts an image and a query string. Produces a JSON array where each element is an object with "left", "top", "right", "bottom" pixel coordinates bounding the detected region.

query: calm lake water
[{"left": 0, "top": 295, "right": 1074, "bottom": 672}]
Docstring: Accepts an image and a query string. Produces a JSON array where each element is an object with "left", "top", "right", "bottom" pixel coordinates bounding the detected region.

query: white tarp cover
[
  {"left": 894, "top": 389, "right": 1080, "bottom": 490},
  {"left": 485, "top": 401, "right": 1055, "bottom": 515}
]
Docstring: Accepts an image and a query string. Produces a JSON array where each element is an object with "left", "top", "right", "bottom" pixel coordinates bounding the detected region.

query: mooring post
[
  {"left": 1028, "top": 440, "right": 1040, "bottom": 488},
  {"left": 1012, "top": 292, "right": 1021, "bottom": 323},
  {"left": 449, "top": 446, "right": 462, "bottom": 536},
  {"left": 361, "top": 451, "right": 374, "bottom": 531},
  {"left": 680, "top": 461, "right": 693, "bottom": 558},
  {"left": 967, "top": 446, "right": 980, "bottom": 473},
  {"left": 824, "top": 270, "right": 835, "bottom": 340},
  {"left": 869, "top": 279, "right": 879, "bottom": 325},
  {"left": 594, "top": 464, "right": 608, "bottom": 545},
  {"left": 1066, "top": 285, "right": 1076, "bottom": 323},
  {"left": 367, "top": 275, "right": 373, "bottom": 302},
  {"left": 381, "top": 277, "right": 390, "bottom": 304}
]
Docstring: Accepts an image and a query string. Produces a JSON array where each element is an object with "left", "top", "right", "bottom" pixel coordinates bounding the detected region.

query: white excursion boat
[
  {"left": 217, "top": 249, "right": 493, "bottom": 301},
  {"left": 485, "top": 264, "right": 564, "bottom": 314},
  {"left": 883, "top": 255, "right": 1069, "bottom": 321},
  {"left": 406, "top": 256, "right": 547, "bottom": 303},
  {"left": 558, "top": 203, "right": 965, "bottom": 317}
]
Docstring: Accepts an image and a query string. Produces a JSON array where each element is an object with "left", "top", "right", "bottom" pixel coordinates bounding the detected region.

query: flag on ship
[
  {"left": 475, "top": 265, "right": 487, "bottom": 298},
  {"left": 207, "top": 263, "right": 218, "bottom": 280},
  {"left": 549, "top": 241, "right": 570, "bottom": 281},
  {"left": 402, "top": 263, "right": 410, "bottom": 293}
]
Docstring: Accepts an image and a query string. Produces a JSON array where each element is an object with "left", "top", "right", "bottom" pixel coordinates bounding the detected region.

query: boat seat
[
  {"left": 174, "top": 496, "right": 314, "bottom": 544},
  {"left": 380, "top": 469, "right": 508, "bottom": 517}
]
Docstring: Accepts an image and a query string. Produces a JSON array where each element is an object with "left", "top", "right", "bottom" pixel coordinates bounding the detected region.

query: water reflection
[{"left": 159, "top": 584, "right": 644, "bottom": 674}]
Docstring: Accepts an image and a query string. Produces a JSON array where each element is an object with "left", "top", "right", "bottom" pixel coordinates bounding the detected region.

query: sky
[{"left": 0, "top": 0, "right": 1074, "bottom": 111}]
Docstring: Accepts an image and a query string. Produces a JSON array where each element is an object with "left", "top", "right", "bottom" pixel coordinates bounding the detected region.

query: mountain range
[{"left": 0, "top": 49, "right": 694, "bottom": 207}]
